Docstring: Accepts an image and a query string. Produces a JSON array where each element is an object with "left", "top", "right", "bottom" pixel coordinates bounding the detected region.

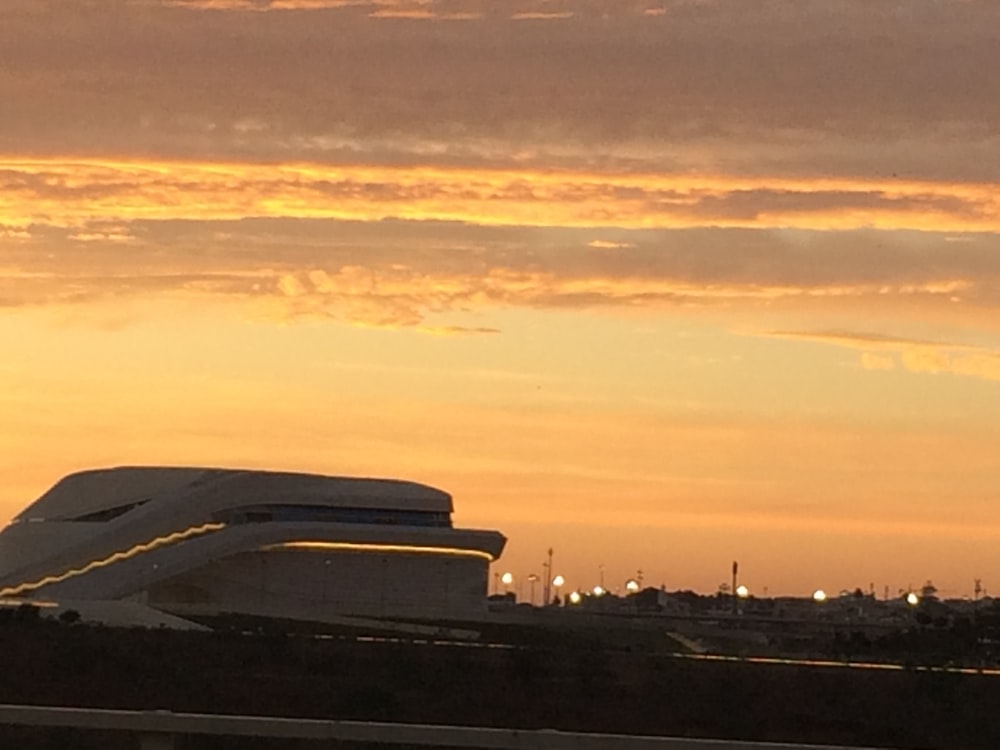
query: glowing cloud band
[{"left": 2, "top": 157, "right": 998, "bottom": 233}]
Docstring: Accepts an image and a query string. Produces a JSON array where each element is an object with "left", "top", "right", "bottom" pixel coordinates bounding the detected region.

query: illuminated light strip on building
[
  {"left": 0, "top": 522, "right": 226, "bottom": 598},
  {"left": 263, "top": 541, "right": 496, "bottom": 561}
]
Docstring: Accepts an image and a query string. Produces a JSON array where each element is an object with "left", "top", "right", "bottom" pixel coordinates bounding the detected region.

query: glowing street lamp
[
  {"left": 501, "top": 572, "right": 513, "bottom": 593},
  {"left": 552, "top": 575, "right": 565, "bottom": 604},
  {"left": 736, "top": 584, "right": 750, "bottom": 599},
  {"left": 593, "top": 585, "right": 606, "bottom": 597},
  {"left": 906, "top": 592, "right": 919, "bottom": 606},
  {"left": 625, "top": 579, "right": 640, "bottom": 593},
  {"left": 813, "top": 589, "right": 827, "bottom": 602},
  {"left": 568, "top": 591, "right": 582, "bottom": 605}
]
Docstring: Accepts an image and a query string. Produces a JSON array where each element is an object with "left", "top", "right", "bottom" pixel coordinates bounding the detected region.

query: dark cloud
[
  {"left": 1, "top": 1, "right": 999, "bottom": 179},
  {"left": 684, "top": 190, "right": 979, "bottom": 221}
]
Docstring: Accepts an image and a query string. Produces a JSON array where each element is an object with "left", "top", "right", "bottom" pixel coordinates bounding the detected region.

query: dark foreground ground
[{"left": 0, "top": 615, "right": 997, "bottom": 749}]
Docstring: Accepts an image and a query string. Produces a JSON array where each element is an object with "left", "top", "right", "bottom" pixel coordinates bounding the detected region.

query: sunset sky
[{"left": 2, "top": 0, "right": 999, "bottom": 598}]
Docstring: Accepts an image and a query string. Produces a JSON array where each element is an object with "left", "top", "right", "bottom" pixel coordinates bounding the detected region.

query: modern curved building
[{"left": 0, "top": 467, "right": 506, "bottom": 622}]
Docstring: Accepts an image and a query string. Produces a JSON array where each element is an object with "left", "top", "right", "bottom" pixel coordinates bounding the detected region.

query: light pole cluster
[
  {"left": 494, "top": 569, "right": 566, "bottom": 605},
  {"left": 496, "top": 560, "right": 944, "bottom": 610},
  {"left": 493, "top": 556, "right": 656, "bottom": 607}
]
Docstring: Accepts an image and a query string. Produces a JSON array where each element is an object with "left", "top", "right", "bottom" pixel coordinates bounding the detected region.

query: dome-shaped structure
[{"left": 0, "top": 467, "right": 506, "bottom": 622}]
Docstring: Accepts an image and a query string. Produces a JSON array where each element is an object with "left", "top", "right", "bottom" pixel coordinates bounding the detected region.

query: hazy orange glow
[{"left": 3, "top": 0, "right": 1000, "bottom": 597}]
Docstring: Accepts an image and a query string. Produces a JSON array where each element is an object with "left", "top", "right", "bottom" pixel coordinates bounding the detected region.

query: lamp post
[
  {"left": 543, "top": 548, "right": 553, "bottom": 605},
  {"left": 552, "top": 575, "right": 565, "bottom": 605},
  {"left": 528, "top": 574, "right": 539, "bottom": 606},
  {"left": 625, "top": 578, "right": 641, "bottom": 613},
  {"left": 735, "top": 584, "right": 749, "bottom": 614},
  {"left": 732, "top": 560, "right": 739, "bottom": 614}
]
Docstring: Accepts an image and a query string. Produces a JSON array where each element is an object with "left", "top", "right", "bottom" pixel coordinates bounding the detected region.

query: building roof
[{"left": 16, "top": 466, "right": 453, "bottom": 522}]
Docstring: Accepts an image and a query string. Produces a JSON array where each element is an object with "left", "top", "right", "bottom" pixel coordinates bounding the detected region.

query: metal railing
[{"left": 0, "top": 704, "right": 885, "bottom": 750}]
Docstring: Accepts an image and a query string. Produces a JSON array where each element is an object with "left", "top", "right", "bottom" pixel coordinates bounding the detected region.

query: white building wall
[
  {"left": 0, "top": 522, "right": 101, "bottom": 580},
  {"left": 149, "top": 549, "right": 490, "bottom": 620}
]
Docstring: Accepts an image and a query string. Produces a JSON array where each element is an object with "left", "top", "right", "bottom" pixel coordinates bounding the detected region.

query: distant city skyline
[{"left": 2, "top": 0, "right": 999, "bottom": 598}]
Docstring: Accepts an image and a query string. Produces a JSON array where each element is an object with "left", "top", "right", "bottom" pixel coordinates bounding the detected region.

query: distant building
[
  {"left": 0, "top": 467, "right": 506, "bottom": 622},
  {"left": 631, "top": 587, "right": 694, "bottom": 615}
]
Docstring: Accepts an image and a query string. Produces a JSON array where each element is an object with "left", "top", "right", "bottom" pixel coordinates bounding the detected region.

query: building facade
[{"left": 0, "top": 467, "right": 506, "bottom": 621}]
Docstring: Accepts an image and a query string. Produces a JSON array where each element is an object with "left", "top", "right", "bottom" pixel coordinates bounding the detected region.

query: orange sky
[{"left": 2, "top": 0, "right": 999, "bottom": 597}]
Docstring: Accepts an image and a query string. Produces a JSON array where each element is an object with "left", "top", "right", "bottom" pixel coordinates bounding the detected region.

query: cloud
[
  {"left": 511, "top": 11, "right": 574, "bottom": 20},
  {"left": 157, "top": 0, "right": 696, "bottom": 17},
  {"left": 368, "top": 8, "right": 436, "bottom": 19},
  {"left": 416, "top": 325, "right": 501, "bottom": 336},
  {"left": 4, "top": 216, "right": 999, "bottom": 333},
  {"left": 769, "top": 331, "right": 979, "bottom": 350},
  {"left": 860, "top": 352, "right": 894, "bottom": 371},
  {"left": 0, "top": 225, "right": 31, "bottom": 241},
  {"left": 767, "top": 330, "right": 1000, "bottom": 383},
  {"left": 3, "top": 158, "right": 998, "bottom": 233},
  {"left": 68, "top": 225, "right": 137, "bottom": 244},
  {"left": 2, "top": 0, "right": 1000, "bottom": 183},
  {"left": 588, "top": 240, "right": 635, "bottom": 249}
]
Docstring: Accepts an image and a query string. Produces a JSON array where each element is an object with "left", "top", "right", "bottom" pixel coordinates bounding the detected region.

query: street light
[
  {"left": 625, "top": 579, "right": 640, "bottom": 593},
  {"left": 568, "top": 591, "right": 582, "bottom": 605},
  {"left": 906, "top": 592, "right": 919, "bottom": 606},
  {"left": 736, "top": 584, "right": 750, "bottom": 599},
  {"left": 813, "top": 589, "right": 827, "bottom": 602},
  {"left": 593, "top": 585, "right": 606, "bottom": 597},
  {"left": 501, "top": 572, "right": 513, "bottom": 594},
  {"left": 552, "top": 575, "right": 565, "bottom": 604}
]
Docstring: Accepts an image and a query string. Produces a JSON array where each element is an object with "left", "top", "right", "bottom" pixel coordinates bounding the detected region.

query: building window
[{"left": 216, "top": 504, "right": 451, "bottom": 528}]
